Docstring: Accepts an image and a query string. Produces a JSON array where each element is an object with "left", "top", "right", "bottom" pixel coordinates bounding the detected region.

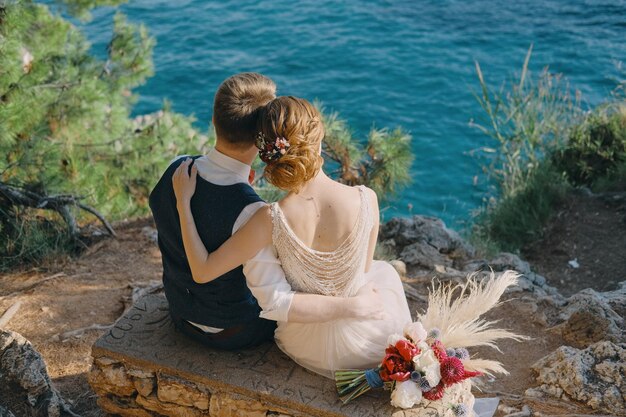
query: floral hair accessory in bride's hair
[{"left": 255, "top": 132, "right": 290, "bottom": 163}]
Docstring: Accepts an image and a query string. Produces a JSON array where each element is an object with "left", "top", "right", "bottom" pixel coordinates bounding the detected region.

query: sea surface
[{"left": 48, "top": 0, "right": 625, "bottom": 226}]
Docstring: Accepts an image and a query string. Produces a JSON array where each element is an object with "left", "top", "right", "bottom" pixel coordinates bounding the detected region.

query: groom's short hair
[{"left": 213, "top": 73, "right": 276, "bottom": 148}]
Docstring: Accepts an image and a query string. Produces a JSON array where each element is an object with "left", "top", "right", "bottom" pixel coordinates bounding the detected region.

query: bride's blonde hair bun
[{"left": 257, "top": 96, "right": 324, "bottom": 193}]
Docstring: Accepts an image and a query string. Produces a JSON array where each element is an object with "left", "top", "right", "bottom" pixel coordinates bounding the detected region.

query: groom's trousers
[{"left": 170, "top": 310, "right": 277, "bottom": 350}]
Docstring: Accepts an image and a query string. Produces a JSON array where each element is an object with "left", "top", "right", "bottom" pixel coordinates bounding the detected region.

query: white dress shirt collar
[{"left": 194, "top": 148, "right": 251, "bottom": 185}]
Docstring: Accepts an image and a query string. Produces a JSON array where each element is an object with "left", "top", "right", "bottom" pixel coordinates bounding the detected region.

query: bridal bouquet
[
  {"left": 336, "top": 323, "right": 480, "bottom": 411},
  {"left": 336, "top": 271, "right": 525, "bottom": 412}
]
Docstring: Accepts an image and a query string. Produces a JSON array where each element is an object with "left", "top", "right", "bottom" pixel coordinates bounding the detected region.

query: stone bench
[{"left": 89, "top": 294, "right": 403, "bottom": 417}]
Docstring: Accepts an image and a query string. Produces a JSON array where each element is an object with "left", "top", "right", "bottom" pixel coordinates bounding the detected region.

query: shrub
[
  {"left": 470, "top": 46, "right": 580, "bottom": 252},
  {"left": 593, "top": 160, "right": 626, "bottom": 192},
  {"left": 0, "top": 205, "right": 76, "bottom": 270},
  {"left": 552, "top": 104, "right": 626, "bottom": 186},
  {"left": 471, "top": 46, "right": 581, "bottom": 196},
  {"left": 471, "top": 46, "right": 625, "bottom": 253},
  {"left": 471, "top": 163, "right": 569, "bottom": 253}
]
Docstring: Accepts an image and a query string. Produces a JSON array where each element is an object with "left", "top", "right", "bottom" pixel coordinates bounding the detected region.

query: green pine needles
[
  {"left": 0, "top": 1, "right": 208, "bottom": 217},
  {"left": 0, "top": 0, "right": 210, "bottom": 268}
]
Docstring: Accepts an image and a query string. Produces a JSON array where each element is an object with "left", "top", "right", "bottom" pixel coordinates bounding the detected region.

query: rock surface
[
  {"left": 380, "top": 215, "right": 474, "bottom": 270},
  {"left": 0, "top": 330, "right": 78, "bottom": 417},
  {"left": 552, "top": 286, "right": 625, "bottom": 347},
  {"left": 527, "top": 341, "right": 626, "bottom": 415},
  {"left": 381, "top": 216, "right": 564, "bottom": 300}
]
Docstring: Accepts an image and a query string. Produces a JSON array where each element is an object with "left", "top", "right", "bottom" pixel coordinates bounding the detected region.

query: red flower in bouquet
[
  {"left": 440, "top": 356, "right": 483, "bottom": 386},
  {"left": 380, "top": 339, "right": 421, "bottom": 382},
  {"left": 430, "top": 340, "right": 448, "bottom": 362},
  {"left": 395, "top": 339, "right": 420, "bottom": 362},
  {"left": 423, "top": 381, "right": 445, "bottom": 401},
  {"left": 440, "top": 356, "right": 465, "bottom": 386},
  {"left": 380, "top": 352, "right": 412, "bottom": 382}
]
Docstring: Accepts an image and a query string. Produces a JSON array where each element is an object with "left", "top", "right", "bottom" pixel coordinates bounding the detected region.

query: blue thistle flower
[
  {"left": 455, "top": 348, "right": 470, "bottom": 360},
  {"left": 446, "top": 348, "right": 456, "bottom": 357},
  {"left": 427, "top": 328, "right": 441, "bottom": 339},
  {"left": 451, "top": 403, "right": 469, "bottom": 416},
  {"left": 418, "top": 376, "right": 432, "bottom": 392},
  {"left": 410, "top": 371, "right": 422, "bottom": 382}
]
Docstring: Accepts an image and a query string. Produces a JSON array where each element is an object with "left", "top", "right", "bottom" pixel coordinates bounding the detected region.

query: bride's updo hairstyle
[{"left": 256, "top": 96, "right": 324, "bottom": 193}]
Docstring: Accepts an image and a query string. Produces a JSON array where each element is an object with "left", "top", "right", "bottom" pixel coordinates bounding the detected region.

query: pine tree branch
[
  {"left": 321, "top": 148, "right": 341, "bottom": 164},
  {"left": 57, "top": 204, "right": 80, "bottom": 236},
  {"left": 0, "top": 161, "right": 20, "bottom": 176},
  {"left": 69, "top": 112, "right": 162, "bottom": 148},
  {"left": 0, "top": 182, "right": 116, "bottom": 237},
  {"left": 76, "top": 202, "right": 116, "bottom": 236},
  {"left": 32, "top": 82, "right": 79, "bottom": 90}
]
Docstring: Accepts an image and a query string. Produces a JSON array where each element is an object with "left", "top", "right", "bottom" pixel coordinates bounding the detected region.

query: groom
[
  {"left": 149, "top": 73, "right": 279, "bottom": 350},
  {"left": 150, "top": 73, "right": 379, "bottom": 351}
]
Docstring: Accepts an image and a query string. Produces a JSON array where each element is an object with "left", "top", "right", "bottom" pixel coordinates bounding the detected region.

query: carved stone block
[
  {"left": 133, "top": 376, "right": 155, "bottom": 397},
  {"left": 88, "top": 294, "right": 419, "bottom": 417},
  {"left": 88, "top": 364, "right": 136, "bottom": 397},
  {"left": 136, "top": 394, "right": 208, "bottom": 416},
  {"left": 210, "top": 392, "right": 274, "bottom": 417},
  {"left": 157, "top": 374, "right": 209, "bottom": 409}
]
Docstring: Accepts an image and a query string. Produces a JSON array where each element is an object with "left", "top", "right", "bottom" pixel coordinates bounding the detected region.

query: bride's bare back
[
  {"left": 277, "top": 172, "right": 380, "bottom": 275},
  {"left": 278, "top": 177, "right": 368, "bottom": 251}
]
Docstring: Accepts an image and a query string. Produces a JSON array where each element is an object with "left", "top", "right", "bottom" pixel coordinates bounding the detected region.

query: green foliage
[
  {"left": 552, "top": 104, "right": 626, "bottom": 186},
  {"left": 0, "top": 1, "right": 207, "bottom": 219},
  {"left": 471, "top": 46, "right": 625, "bottom": 253},
  {"left": 0, "top": 205, "right": 76, "bottom": 270},
  {"left": 471, "top": 163, "right": 569, "bottom": 254},
  {"left": 364, "top": 127, "right": 413, "bottom": 197},
  {"left": 318, "top": 103, "right": 413, "bottom": 199},
  {"left": 106, "top": 12, "right": 155, "bottom": 89},
  {"left": 471, "top": 45, "right": 581, "bottom": 196},
  {"left": 0, "top": 0, "right": 209, "bottom": 266}
]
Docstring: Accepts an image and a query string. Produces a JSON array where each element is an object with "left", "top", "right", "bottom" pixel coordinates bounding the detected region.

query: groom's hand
[
  {"left": 349, "top": 281, "right": 386, "bottom": 321},
  {"left": 173, "top": 158, "right": 198, "bottom": 206}
]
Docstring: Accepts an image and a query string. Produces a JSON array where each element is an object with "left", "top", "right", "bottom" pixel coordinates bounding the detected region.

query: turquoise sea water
[{"left": 55, "top": 0, "right": 625, "bottom": 226}]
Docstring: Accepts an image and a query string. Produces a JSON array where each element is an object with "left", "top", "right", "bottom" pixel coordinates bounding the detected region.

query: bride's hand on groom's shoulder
[
  {"left": 350, "top": 281, "right": 387, "bottom": 321},
  {"left": 172, "top": 158, "right": 197, "bottom": 206}
]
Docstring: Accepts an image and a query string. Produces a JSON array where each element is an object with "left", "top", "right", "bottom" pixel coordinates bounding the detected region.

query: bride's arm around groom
[{"left": 173, "top": 158, "right": 385, "bottom": 324}]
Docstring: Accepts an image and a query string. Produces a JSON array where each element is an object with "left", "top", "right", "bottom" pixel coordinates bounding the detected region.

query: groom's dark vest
[{"left": 149, "top": 156, "right": 264, "bottom": 328}]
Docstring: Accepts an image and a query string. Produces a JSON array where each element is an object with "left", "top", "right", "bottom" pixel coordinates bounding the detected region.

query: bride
[{"left": 172, "top": 96, "right": 412, "bottom": 377}]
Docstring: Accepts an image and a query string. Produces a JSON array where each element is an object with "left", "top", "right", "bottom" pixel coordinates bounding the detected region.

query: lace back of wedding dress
[{"left": 270, "top": 186, "right": 372, "bottom": 297}]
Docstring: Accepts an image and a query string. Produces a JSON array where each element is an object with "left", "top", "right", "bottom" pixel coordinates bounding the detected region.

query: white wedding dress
[
  {"left": 268, "top": 186, "right": 486, "bottom": 416},
  {"left": 270, "top": 186, "right": 412, "bottom": 378}
]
